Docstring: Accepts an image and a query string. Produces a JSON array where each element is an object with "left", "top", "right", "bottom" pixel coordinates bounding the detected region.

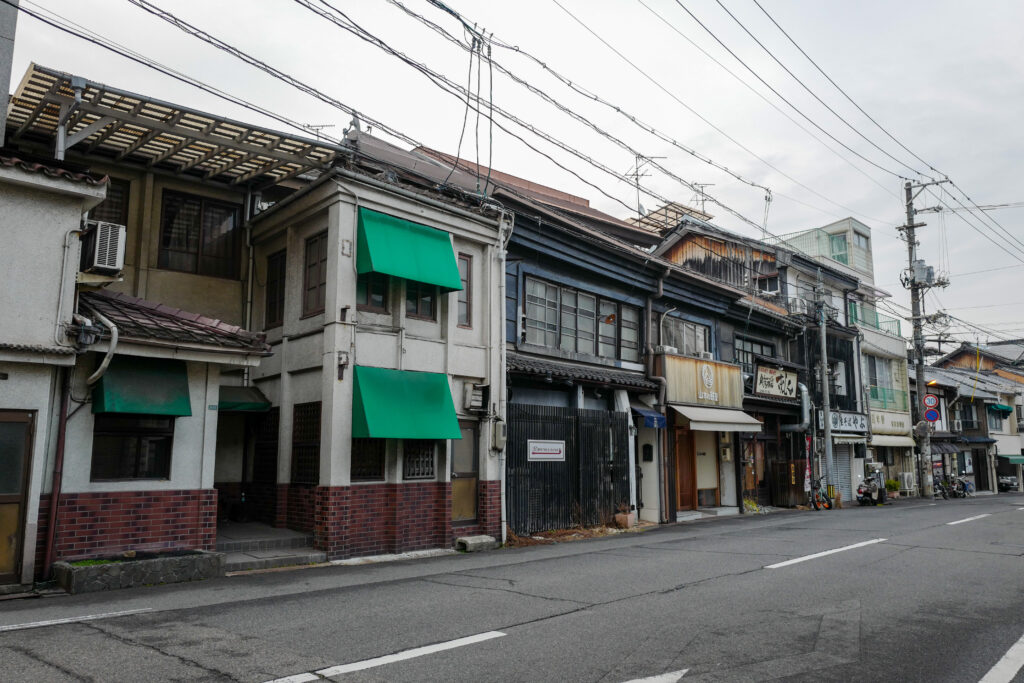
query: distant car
[{"left": 998, "top": 475, "right": 1019, "bottom": 492}]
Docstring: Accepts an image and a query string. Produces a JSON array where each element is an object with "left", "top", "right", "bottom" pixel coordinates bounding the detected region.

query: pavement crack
[
  {"left": 83, "top": 621, "right": 245, "bottom": 682},
  {"left": 418, "top": 577, "right": 593, "bottom": 606},
  {"left": 6, "top": 644, "right": 92, "bottom": 681}
]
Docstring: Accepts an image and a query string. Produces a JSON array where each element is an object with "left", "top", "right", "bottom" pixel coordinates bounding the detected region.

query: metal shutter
[{"left": 834, "top": 444, "right": 853, "bottom": 501}]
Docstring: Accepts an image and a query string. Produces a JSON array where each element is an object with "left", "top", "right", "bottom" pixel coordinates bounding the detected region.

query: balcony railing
[
  {"left": 849, "top": 303, "right": 902, "bottom": 337},
  {"left": 869, "top": 385, "right": 909, "bottom": 412}
]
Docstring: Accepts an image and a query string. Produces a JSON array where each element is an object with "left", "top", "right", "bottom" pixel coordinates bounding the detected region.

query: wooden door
[
  {"left": 452, "top": 422, "right": 479, "bottom": 523},
  {"left": 675, "top": 428, "right": 696, "bottom": 511},
  {"left": 0, "top": 411, "right": 33, "bottom": 584}
]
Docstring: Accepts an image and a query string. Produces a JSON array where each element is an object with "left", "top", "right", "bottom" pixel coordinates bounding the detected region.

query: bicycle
[{"left": 810, "top": 476, "right": 833, "bottom": 511}]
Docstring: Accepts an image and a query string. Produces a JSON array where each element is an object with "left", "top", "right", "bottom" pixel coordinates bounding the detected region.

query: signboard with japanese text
[
  {"left": 527, "top": 440, "right": 566, "bottom": 462},
  {"left": 754, "top": 366, "right": 798, "bottom": 399},
  {"left": 817, "top": 409, "right": 868, "bottom": 433}
]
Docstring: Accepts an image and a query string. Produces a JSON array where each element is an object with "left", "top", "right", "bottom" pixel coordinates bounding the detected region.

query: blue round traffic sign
[{"left": 924, "top": 408, "right": 940, "bottom": 422}]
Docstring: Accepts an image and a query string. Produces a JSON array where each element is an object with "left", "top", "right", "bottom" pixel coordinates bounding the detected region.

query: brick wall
[
  {"left": 285, "top": 483, "right": 317, "bottom": 532},
  {"left": 449, "top": 480, "right": 502, "bottom": 543},
  {"left": 35, "top": 489, "right": 217, "bottom": 571}
]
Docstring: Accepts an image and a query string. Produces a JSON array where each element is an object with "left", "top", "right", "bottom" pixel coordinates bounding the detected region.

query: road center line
[
  {"left": 764, "top": 539, "right": 887, "bottom": 569},
  {"left": 0, "top": 608, "right": 153, "bottom": 632},
  {"left": 314, "top": 631, "right": 506, "bottom": 677},
  {"left": 980, "top": 629, "right": 1024, "bottom": 682},
  {"left": 947, "top": 514, "right": 991, "bottom": 525}
]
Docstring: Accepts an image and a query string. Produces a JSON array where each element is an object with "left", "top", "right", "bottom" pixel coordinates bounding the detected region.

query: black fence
[{"left": 506, "top": 404, "right": 630, "bottom": 534}]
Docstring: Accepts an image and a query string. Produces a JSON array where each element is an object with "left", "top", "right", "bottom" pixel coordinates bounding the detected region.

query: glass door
[
  {"left": 451, "top": 422, "right": 478, "bottom": 523},
  {"left": 0, "top": 411, "right": 33, "bottom": 584}
]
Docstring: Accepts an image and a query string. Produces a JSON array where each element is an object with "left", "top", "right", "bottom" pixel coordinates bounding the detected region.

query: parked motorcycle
[
  {"left": 857, "top": 473, "right": 883, "bottom": 506},
  {"left": 933, "top": 475, "right": 949, "bottom": 500}
]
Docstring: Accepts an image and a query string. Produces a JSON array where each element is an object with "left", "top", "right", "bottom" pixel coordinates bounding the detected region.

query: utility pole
[
  {"left": 899, "top": 179, "right": 949, "bottom": 499},
  {"left": 816, "top": 269, "right": 835, "bottom": 492}
]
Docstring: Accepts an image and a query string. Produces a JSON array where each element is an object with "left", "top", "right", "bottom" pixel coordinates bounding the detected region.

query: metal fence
[
  {"left": 506, "top": 404, "right": 630, "bottom": 535},
  {"left": 869, "top": 385, "right": 909, "bottom": 412}
]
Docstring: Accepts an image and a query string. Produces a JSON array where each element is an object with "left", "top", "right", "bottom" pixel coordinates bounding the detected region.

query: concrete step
[
  {"left": 216, "top": 533, "right": 315, "bottom": 553},
  {"left": 224, "top": 548, "right": 327, "bottom": 573},
  {"left": 699, "top": 507, "right": 740, "bottom": 517}
]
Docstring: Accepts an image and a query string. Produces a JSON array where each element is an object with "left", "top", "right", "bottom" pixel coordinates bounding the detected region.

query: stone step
[
  {"left": 224, "top": 548, "right": 327, "bottom": 573},
  {"left": 216, "top": 534, "right": 315, "bottom": 553}
]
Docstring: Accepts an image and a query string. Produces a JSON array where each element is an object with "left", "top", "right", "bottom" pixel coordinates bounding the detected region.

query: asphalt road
[{"left": 4, "top": 494, "right": 1024, "bottom": 682}]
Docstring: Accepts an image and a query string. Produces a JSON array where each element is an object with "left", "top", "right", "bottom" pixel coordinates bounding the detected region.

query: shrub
[{"left": 885, "top": 478, "right": 900, "bottom": 492}]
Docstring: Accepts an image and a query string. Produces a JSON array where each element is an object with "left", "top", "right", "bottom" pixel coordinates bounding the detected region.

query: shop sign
[
  {"left": 527, "top": 439, "right": 565, "bottom": 462},
  {"left": 804, "top": 436, "right": 812, "bottom": 492},
  {"left": 817, "top": 410, "right": 868, "bottom": 433},
  {"left": 663, "top": 355, "right": 743, "bottom": 408},
  {"left": 754, "top": 366, "right": 798, "bottom": 399}
]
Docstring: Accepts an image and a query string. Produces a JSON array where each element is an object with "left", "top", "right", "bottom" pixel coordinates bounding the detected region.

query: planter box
[
  {"left": 614, "top": 512, "right": 637, "bottom": 529},
  {"left": 53, "top": 550, "right": 225, "bottom": 594}
]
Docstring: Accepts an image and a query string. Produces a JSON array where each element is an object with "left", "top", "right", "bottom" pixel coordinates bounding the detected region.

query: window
[
  {"left": 457, "top": 254, "right": 472, "bottom": 327},
  {"left": 265, "top": 250, "right": 286, "bottom": 328},
  {"left": 302, "top": 232, "right": 328, "bottom": 317},
  {"left": 866, "top": 356, "right": 893, "bottom": 389},
  {"left": 291, "top": 402, "right": 321, "bottom": 485},
  {"left": 405, "top": 281, "right": 437, "bottom": 320},
  {"left": 957, "top": 404, "right": 976, "bottom": 428},
  {"left": 755, "top": 275, "right": 779, "bottom": 293},
  {"left": 988, "top": 409, "right": 1004, "bottom": 432},
  {"left": 403, "top": 440, "right": 436, "bottom": 480},
  {"left": 356, "top": 272, "right": 389, "bottom": 313},
  {"left": 662, "top": 317, "right": 711, "bottom": 357},
  {"left": 734, "top": 337, "right": 775, "bottom": 374},
  {"left": 91, "top": 414, "right": 173, "bottom": 480},
  {"left": 853, "top": 232, "right": 870, "bottom": 250},
  {"left": 158, "top": 191, "right": 241, "bottom": 279},
  {"left": 524, "top": 277, "right": 640, "bottom": 361},
  {"left": 352, "top": 438, "right": 385, "bottom": 481},
  {"left": 88, "top": 178, "right": 130, "bottom": 225},
  {"left": 829, "top": 234, "right": 848, "bottom": 264}
]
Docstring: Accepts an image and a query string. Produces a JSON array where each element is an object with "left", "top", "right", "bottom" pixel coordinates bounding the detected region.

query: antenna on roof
[
  {"left": 304, "top": 123, "right": 335, "bottom": 142},
  {"left": 626, "top": 154, "right": 665, "bottom": 222}
]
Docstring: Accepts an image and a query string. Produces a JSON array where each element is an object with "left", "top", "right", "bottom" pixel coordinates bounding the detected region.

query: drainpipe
[
  {"left": 43, "top": 367, "right": 71, "bottom": 580},
  {"left": 780, "top": 383, "right": 811, "bottom": 432},
  {"left": 646, "top": 271, "right": 670, "bottom": 523},
  {"left": 85, "top": 308, "right": 119, "bottom": 386},
  {"left": 497, "top": 211, "right": 511, "bottom": 544}
]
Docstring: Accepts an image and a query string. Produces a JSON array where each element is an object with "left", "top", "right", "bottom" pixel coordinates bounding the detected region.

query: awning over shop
[
  {"left": 356, "top": 207, "right": 462, "bottom": 292},
  {"left": 669, "top": 405, "right": 762, "bottom": 432},
  {"left": 988, "top": 403, "right": 1014, "bottom": 417},
  {"left": 870, "top": 435, "right": 916, "bottom": 448},
  {"left": 930, "top": 442, "right": 962, "bottom": 454},
  {"left": 352, "top": 365, "right": 461, "bottom": 439},
  {"left": 833, "top": 435, "right": 867, "bottom": 444},
  {"left": 631, "top": 404, "right": 666, "bottom": 429},
  {"left": 997, "top": 454, "right": 1024, "bottom": 465},
  {"left": 218, "top": 386, "right": 271, "bottom": 412},
  {"left": 964, "top": 436, "right": 997, "bottom": 444},
  {"left": 92, "top": 355, "right": 191, "bottom": 416}
]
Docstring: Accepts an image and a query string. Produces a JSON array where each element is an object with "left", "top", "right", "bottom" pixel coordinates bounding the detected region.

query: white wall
[{"left": 636, "top": 426, "right": 661, "bottom": 523}]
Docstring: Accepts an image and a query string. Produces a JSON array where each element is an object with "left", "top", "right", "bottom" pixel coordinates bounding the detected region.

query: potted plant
[
  {"left": 614, "top": 502, "right": 636, "bottom": 529},
  {"left": 885, "top": 479, "right": 900, "bottom": 499}
]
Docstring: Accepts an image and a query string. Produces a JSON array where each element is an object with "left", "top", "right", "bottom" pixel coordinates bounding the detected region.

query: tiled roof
[
  {"left": 0, "top": 154, "right": 108, "bottom": 186},
  {"left": 508, "top": 352, "right": 658, "bottom": 390},
  {"left": 79, "top": 290, "right": 270, "bottom": 355},
  {"left": 0, "top": 341, "right": 76, "bottom": 354}
]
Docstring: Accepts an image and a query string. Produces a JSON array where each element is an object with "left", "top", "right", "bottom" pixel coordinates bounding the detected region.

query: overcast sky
[{"left": 9, "top": 0, "right": 1024, "bottom": 343}]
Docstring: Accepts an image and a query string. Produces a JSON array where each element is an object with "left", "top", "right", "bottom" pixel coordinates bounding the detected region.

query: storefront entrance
[
  {"left": 675, "top": 427, "right": 696, "bottom": 511},
  {"left": 0, "top": 411, "right": 33, "bottom": 585}
]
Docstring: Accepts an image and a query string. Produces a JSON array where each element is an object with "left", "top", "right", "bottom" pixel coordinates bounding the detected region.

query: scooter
[
  {"left": 933, "top": 476, "right": 949, "bottom": 500},
  {"left": 857, "top": 473, "right": 882, "bottom": 506}
]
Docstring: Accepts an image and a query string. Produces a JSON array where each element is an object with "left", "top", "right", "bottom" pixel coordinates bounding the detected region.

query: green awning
[
  {"left": 92, "top": 356, "right": 191, "bottom": 416},
  {"left": 997, "top": 454, "right": 1024, "bottom": 465},
  {"left": 352, "top": 365, "right": 461, "bottom": 439},
  {"left": 356, "top": 207, "right": 462, "bottom": 292},
  {"left": 989, "top": 403, "right": 1014, "bottom": 416},
  {"left": 218, "top": 386, "right": 271, "bottom": 412}
]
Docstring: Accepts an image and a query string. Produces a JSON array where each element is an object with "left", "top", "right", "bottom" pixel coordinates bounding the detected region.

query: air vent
[
  {"left": 80, "top": 220, "right": 126, "bottom": 274},
  {"left": 463, "top": 382, "right": 489, "bottom": 414}
]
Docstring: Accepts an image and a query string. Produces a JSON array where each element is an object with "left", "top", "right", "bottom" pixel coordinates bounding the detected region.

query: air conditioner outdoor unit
[
  {"left": 899, "top": 472, "right": 915, "bottom": 491},
  {"left": 697, "top": 351, "right": 714, "bottom": 360},
  {"left": 80, "top": 220, "right": 126, "bottom": 274},
  {"left": 654, "top": 345, "right": 678, "bottom": 355},
  {"left": 953, "top": 419, "right": 963, "bottom": 432},
  {"left": 463, "top": 382, "right": 489, "bottom": 414}
]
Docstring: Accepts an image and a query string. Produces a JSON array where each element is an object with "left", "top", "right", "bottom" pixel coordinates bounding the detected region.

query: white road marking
[
  {"left": 1017, "top": 507, "right": 1024, "bottom": 511},
  {"left": 764, "top": 539, "right": 887, "bottom": 569},
  {"left": 0, "top": 608, "right": 153, "bottom": 633},
  {"left": 622, "top": 669, "right": 688, "bottom": 682},
  {"left": 947, "top": 514, "right": 991, "bottom": 525},
  {"left": 313, "top": 631, "right": 506, "bottom": 677},
  {"left": 980, "top": 629, "right": 1024, "bottom": 682},
  {"left": 264, "top": 674, "right": 320, "bottom": 683}
]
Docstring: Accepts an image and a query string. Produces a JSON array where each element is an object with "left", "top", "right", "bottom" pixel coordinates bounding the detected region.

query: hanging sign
[
  {"left": 817, "top": 410, "right": 868, "bottom": 433},
  {"left": 804, "top": 435, "right": 812, "bottom": 492},
  {"left": 924, "top": 408, "right": 940, "bottom": 422},
  {"left": 527, "top": 440, "right": 565, "bottom": 462},
  {"left": 923, "top": 394, "right": 939, "bottom": 409}
]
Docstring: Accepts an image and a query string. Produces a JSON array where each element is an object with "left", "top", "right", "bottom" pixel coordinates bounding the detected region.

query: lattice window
[
  {"left": 291, "top": 402, "right": 321, "bottom": 485},
  {"left": 403, "top": 440, "right": 435, "bottom": 480},
  {"left": 352, "top": 438, "right": 386, "bottom": 481}
]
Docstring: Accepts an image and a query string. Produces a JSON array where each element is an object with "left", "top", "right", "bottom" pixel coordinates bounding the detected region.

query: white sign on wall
[
  {"left": 817, "top": 410, "right": 869, "bottom": 433},
  {"left": 528, "top": 439, "right": 566, "bottom": 462},
  {"left": 754, "top": 366, "right": 798, "bottom": 399}
]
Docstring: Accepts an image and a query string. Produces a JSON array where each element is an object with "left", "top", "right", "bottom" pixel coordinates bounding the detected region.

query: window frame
[
  {"left": 457, "top": 253, "right": 473, "bottom": 328},
  {"left": 90, "top": 414, "right": 174, "bottom": 481},
  {"left": 88, "top": 177, "right": 130, "bottom": 225},
  {"left": 402, "top": 440, "right": 436, "bottom": 480},
  {"left": 302, "top": 231, "right": 328, "bottom": 318},
  {"left": 351, "top": 438, "right": 386, "bottom": 482},
  {"left": 356, "top": 272, "right": 390, "bottom": 314},
  {"left": 405, "top": 280, "right": 438, "bottom": 321},
  {"left": 290, "top": 401, "right": 321, "bottom": 485},
  {"left": 264, "top": 249, "right": 287, "bottom": 329},
  {"left": 662, "top": 316, "right": 712, "bottom": 358},
  {"left": 158, "top": 190, "right": 242, "bottom": 280},
  {"left": 734, "top": 335, "right": 775, "bottom": 374}
]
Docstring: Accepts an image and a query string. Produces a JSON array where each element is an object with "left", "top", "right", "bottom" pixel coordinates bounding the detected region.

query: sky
[{"left": 8, "top": 0, "right": 1024, "bottom": 345}]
